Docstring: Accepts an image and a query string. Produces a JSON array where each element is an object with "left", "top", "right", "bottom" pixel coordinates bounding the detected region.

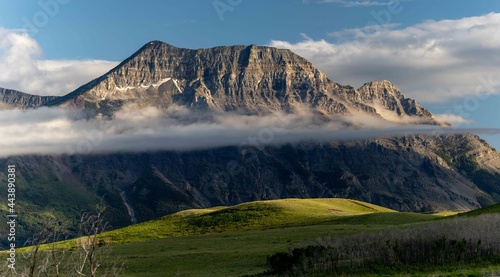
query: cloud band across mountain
[{"left": 0, "top": 106, "right": 498, "bottom": 158}]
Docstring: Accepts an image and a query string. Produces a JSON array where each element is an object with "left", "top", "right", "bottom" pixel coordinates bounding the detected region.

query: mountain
[
  {"left": 0, "top": 87, "right": 59, "bottom": 109},
  {"left": 48, "top": 41, "right": 360, "bottom": 115},
  {"left": 1, "top": 41, "right": 499, "bottom": 247},
  {"left": 46, "top": 41, "right": 442, "bottom": 126}
]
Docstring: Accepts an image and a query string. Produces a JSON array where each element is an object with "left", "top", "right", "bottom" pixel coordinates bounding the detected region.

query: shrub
[{"left": 267, "top": 214, "right": 500, "bottom": 275}]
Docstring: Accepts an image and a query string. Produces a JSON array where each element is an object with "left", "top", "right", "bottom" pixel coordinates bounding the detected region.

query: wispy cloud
[
  {"left": 325, "top": 0, "right": 392, "bottom": 7},
  {"left": 302, "top": 0, "right": 408, "bottom": 7},
  {"left": 0, "top": 105, "right": 496, "bottom": 158},
  {"left": 435, "top": 114, "right": 472, "bottom": 125},
  {"left": 269, "top": 13, "right": 500, "bottom": 103},
  {"left": 0, "top": 28, "right": 118, "bottom": 96},
  {"left": 303, "top": 0, "right": 396, "bottom": 7}
]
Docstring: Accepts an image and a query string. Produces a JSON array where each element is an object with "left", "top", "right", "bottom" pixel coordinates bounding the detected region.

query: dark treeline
[{"left": 267, "top": 214, "right": 500, "bottom": 275}]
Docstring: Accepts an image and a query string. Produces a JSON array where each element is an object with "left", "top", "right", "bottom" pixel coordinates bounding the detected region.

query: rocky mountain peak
[
  {"left": 50, "top": 42, "right": 351, "bottom": 116},
  {"left": 356, "top": 80, "right": 445, "bottom": 125},
  {"left": 359, "top": 80, "right": 402, "bottom": 98},
  {"left": 39, "top": 41, "right": 443, "bottom": 125}
]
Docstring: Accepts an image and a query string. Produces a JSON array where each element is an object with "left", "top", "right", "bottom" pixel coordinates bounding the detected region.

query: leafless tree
[
  {"left": 73, "top": 202, "right": 122, "bottom": 277},
  {"left": 24, "top": 221, "right": 66, "bottom": 277},
  {"left": 1, "top": 202, "right": 123, "bottom": 277}
]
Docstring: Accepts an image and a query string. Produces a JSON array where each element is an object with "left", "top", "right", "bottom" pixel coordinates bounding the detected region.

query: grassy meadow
[{"left": 3, "top": 199, "right": 500, "bottom": 276}]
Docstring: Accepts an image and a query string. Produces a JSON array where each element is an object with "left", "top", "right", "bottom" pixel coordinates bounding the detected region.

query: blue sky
[
  {"left": 0, "top": 0, "right": 500, "bottom": 148},
  {"left": 0, "top": 0, "right": 498, "bottom": 60}
]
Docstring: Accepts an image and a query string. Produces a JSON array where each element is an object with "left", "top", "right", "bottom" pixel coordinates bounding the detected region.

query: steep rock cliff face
[
  {"left": 48, "top": 42, "right": 440, "bottom": 124},
  {"left": 48, "top": 42, "right": 354, "bottom": 116}
]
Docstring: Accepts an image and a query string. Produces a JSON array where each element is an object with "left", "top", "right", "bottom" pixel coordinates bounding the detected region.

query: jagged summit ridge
[
  {"left": 0, "top": 87, "right": 59, "bottom": 110},
  {"left": 49, "top": 41, "right": 353, "bottom": 116}
]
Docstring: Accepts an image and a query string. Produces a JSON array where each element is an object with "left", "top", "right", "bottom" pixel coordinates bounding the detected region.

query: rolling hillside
[
  {"left": 63, "top": 198, "right": 398, "bottom": 245},
  {"left": 2, "top": 198, "right": 445, "bottom": 276}
]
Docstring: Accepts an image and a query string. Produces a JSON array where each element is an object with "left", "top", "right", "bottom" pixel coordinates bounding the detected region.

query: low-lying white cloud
[
  {"left": 0, "top": 28, "right": 118, "bottom": 96},
  {"left": 0, "top": 106, "right": 498, "bottom": 158},
  {"left": 269, "top": 13, "right": 500, "bottom": 103},
  {"left": 435, "top": 114, "right": 472, "bottom": 125}
]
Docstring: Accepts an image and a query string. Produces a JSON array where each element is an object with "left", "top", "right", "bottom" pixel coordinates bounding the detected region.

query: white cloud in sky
[
  {"left": 0, "top": 28, "right": 118, "bottom": 96},
  {"left": 303, "top": 0, "right": 393, "bottom": 7},
  {"left": 269, "top": 13, "right": 500, "bottom": 103}
]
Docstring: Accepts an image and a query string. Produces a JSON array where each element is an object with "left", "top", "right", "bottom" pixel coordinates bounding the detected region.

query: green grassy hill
[
  {"left": 3, "top": 198, "right": 446, "bottom": 276},
  {"left": 100, "top": 198, "right": 396, "bottom": 244},
  {"left": 100, "top": 199, "right": 441, "bottom": 276},
  {"left": 460, "top": 202, "right": 500, "bottom": 216}
]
